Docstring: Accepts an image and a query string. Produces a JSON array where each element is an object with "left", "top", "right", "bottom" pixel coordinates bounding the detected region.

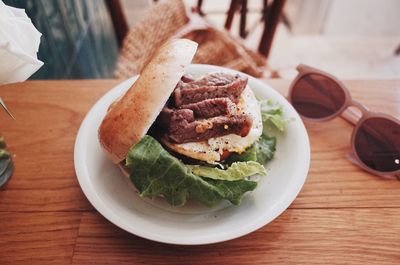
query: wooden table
[{"left": 0, "top": 79, "right": 399, "bottom": 264}]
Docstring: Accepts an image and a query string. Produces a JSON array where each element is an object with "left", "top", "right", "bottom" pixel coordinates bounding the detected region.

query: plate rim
[{"left": 74, "top": 64, "right": 310, "bottom": 245}]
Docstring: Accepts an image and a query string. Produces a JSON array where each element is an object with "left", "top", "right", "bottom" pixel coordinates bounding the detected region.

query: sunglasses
[{"left": 288, "top": 64, "right": 400, "bottom": 180}]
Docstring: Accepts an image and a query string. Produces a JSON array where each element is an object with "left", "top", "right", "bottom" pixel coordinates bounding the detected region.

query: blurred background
[{"left": 4, "top": 0, "right": 400, "bottom": 80}]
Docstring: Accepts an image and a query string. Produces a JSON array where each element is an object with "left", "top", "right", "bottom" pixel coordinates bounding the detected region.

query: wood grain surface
[{"left": 0, "top": 79, "right": 399, "bottom": 264}]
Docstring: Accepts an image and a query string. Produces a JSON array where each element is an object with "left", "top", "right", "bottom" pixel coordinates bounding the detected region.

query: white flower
[{"left": 0, "top": 1, "right": 43, "bottom": 84}]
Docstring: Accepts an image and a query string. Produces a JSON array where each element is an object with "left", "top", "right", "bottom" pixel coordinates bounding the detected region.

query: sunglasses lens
[
  {"left": 354, "top": 117, "right": 400, "bottom": 172},
  {"left": 291, "top": 74, "right": 346, "bottom": 119}
]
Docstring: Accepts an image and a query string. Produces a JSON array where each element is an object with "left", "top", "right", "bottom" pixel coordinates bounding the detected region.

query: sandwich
[{"left": 99, "top": 39, "right": 286, "bottom": 207}]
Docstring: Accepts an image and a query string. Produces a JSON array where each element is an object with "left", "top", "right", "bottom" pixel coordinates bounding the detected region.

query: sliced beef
[
  {"left": 156, "top": 72, "right": 253, "bottom": 144},
  {"left": 180, "top": 98, "right": 236, "bottom": 119},
  {"left": 168, "top": 114, "right": 253, "bottom": 144},
  {"left": 187, "top": 72, "right": 245, "bottom": 87},
  {"left": 157, "top": 107, "right": 194, "bottom": 129},
  {"left": 157, "top": 98, "right": 235, "bottom": 129},
  {"left": 174, "top": 73, "right": 248, "bottom": 106}
]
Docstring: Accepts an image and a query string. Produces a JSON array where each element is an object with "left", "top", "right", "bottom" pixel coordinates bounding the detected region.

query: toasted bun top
[{"left": 99, "top": 39, "right": 198, "bottom": 163}]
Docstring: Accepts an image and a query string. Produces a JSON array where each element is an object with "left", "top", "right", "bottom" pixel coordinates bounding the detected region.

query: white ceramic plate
[{"left": 74, "top": 64, "right": 310, "bottom": 245}]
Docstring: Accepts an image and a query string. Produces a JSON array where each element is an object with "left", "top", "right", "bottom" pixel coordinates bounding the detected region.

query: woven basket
[{"left": 114, "top": 0, "right": 266, "bottom": 79}]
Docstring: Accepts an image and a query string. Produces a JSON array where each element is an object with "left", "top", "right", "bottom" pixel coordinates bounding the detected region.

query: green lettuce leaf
[
  {"left": 126, "top": 135, "right": 257, "bottom": 207},
  {"left": 203, "top": 179, "right": 257, "bottom": 205},
  {"left": 252, "top": 134, "right": 276, "bottom": 164},
  {"left": 225, "top": 134, "right": 276, "bottom": 165},
  {"left": 189, "top": 161, "right": 267, "bottom": 181},
  {"left": 260, "top": 100, "right": 289, "bottom": 132}
]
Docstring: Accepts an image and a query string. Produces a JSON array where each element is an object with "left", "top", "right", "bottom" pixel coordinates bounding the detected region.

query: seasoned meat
[
  {"left": 157, "top": 107, "right": 194, "bottom": 129},
  {"left": 174, "top": 73, "right": 248, "bottom": 106},
  {"left": 156, "top": 72, "right": 253, "bottom": 144},
  {"left": 180, "top": 98, "right": 236, "bottom": 119},
  {"left": 168, "top": 114, "right": 253, "bottom": 144}
]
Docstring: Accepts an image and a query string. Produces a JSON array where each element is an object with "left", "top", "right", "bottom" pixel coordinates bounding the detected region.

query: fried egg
[{"left": 161, "top": 86, "right": 263, "bottom": 163}]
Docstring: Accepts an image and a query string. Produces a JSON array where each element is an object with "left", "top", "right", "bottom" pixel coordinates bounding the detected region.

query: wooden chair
[
  {"left": 197, "top": 0, "right": 286, "bottom": 58},
  {"left": 106, "top": 0, "right": 280, "bottom": 78},
  {"left": 105, "top": 0, "right": 129, "bottom": 47}
]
